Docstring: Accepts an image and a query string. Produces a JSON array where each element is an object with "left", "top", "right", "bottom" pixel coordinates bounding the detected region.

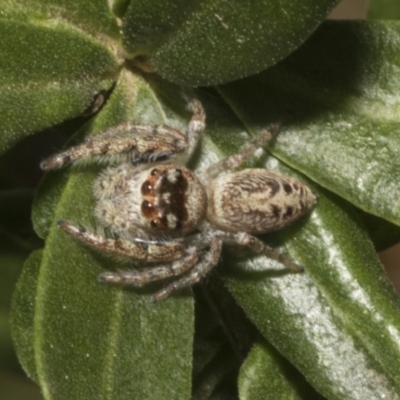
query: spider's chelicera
[{"left": 41, "top": 95, "right": 316, "bottom": 301}]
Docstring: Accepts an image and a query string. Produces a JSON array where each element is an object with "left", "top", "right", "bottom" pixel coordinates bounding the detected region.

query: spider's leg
[
  {"left": 153, "top": 237, "right": 223, "bottom": 302},
  {"left": 222, "top": 231, "right": 303, "bottom": 272},
  {"left": 200, "top": 123, "right": 280, "bottom": 183},
  {"left": 41, "top": 123, "right": 187, "bottom": 170},
  {"left": 58, "top": 220, "right": 185, "bottom": 262},
  {"left": 99, "top": 250, "right": 199, "bottom": 286}
]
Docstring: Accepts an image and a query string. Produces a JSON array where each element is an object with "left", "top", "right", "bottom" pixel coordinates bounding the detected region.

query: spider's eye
[
  {"left": 150, "top": 220, "right": 157, "bottom": 228},
  {"left": 150, "top": 168, "right": 159, "bottom": 176},
  {"left": 141, "top": 181, "right": 153, "bottom": 195},
  {"left": 141, "top": 200, "right": 153, "bottom": 217}
]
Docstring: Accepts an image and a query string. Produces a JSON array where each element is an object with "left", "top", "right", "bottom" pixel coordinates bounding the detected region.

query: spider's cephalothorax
[
  {"left": 94, "top": 164, "right": 207, "bottom": 238},
  {"left": 42, "top": 95, "right": 316, "bottom": 301}
]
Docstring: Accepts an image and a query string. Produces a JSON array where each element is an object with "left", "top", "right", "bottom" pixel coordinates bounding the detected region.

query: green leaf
[
  {"left": 239, "top": 341, "right": 324, "bottom": 400},
  {"left": 0, "top": 12, "right": 121, "bottom": 154},
  {"left": 281, "top": 187, "right": 400, "bottom": 397},
  {"left": 368, "top": 0, "right": 400, "bottom": 20},
  {"left": 0, "top": 252, "right": 30, "bottom": 376},
  {"left": 122, "top": 0, "right": 340, "bottom": 86},
  {"left": 16, "top": 70, "right": 194, "bottom": 400},
  {"left": 218, "top": 21, "right": 400, "bottom": 227},
  {"left": 1, "top": 0, "right": 119, "bottom": 38},
  {"left": 10, "top": 250, "right": 42, "bottom": 383},
  {"left": 195, "top": 90, "right": 400, "bottom": 398},
  {"left": 12, "top": 17, "right": 400, "bottom": 398},
  {"left": 223, "top": 158, "right": 400, "bottom": 399}
]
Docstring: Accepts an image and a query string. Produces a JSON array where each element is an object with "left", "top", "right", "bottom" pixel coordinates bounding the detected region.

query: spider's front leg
[
  {"left": 41, "top": 95, "right": 205, "bottom": 170},
  {"left": 40, "top": 124, "right": 188, "bottom": 170},
  {"left": 58, "top": 220, "right": 186, "bottom": 262}
]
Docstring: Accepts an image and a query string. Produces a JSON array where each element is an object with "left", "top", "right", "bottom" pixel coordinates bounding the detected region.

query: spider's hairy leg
[
  {"left": 41, "top": 123, "right": 187, "bottom": 170},
  {"left": 222, "top": 231, "right": 303, "bottom": 272},
  {"left": 57, "top": 220, "right": 186, "bottom": 262},
  {"left": 200, "top": 123, "right": 281, "bottom": 183},
  {"left": 99, "top": 250, "right": 199, "bottom": 286},
  {"left": 153, "top": 237, "right": 223, "bottom": 302}
]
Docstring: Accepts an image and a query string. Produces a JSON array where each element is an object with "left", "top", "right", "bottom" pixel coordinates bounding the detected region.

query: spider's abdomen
[
  {"left": 140, "top": 166, "right": 207, "bottom": 234},
  {"left": 207, "top": 169, "right": 316, "bottom": 234}
]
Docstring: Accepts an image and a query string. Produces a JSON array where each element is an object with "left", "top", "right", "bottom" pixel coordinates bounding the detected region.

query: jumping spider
[{"left": 41, "top": 95, "right": 316, "bottom": 302}]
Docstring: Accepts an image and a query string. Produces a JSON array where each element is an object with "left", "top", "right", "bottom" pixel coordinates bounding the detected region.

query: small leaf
[
  {"left": 218, "top": 21, "right": 400, "bottom": 226},
  {"left": 20, "top": 70, "right": 194, "bottom": 400},
  {"left": 0, "top": 14, "right": 121, "bottom": 154},
  {"left": 122, "top": 0, "right": 340, "bottom": 86}
]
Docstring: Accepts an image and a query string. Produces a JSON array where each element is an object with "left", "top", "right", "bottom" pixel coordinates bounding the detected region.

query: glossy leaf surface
[
  {"left": 201, "top": 91, "right": 400, "bottom": 398},
  {"left": 239, "top": 341, "right": 324, "bottom": 400},
  {"left": 224, "top": 177, "right": 400, "bottom": 398},
  {"left": 122, "top": 0, "right": 339, "bottom": 86},
  {"left": 219, "top": 21, "right": 400, "bottom": 227}
]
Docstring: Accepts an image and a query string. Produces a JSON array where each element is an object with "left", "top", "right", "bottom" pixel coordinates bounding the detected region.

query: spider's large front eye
[
  {"left": 141, "top": 200, "right": 154, "bottom": 216},
  {"left": 141, "top": 181, "right": 153, "bottom": 195}
]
